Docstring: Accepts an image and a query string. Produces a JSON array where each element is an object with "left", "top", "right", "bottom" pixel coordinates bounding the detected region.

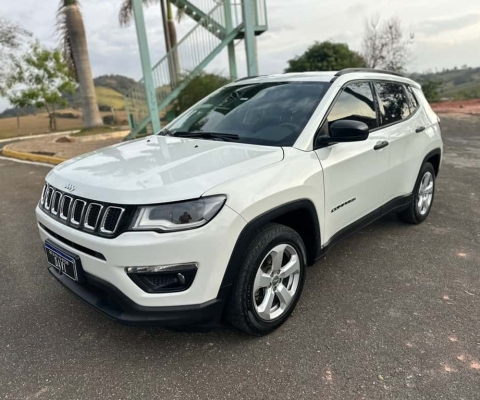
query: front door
[{"left": 314, "top": 81, "right": 390, "bottom": 244}]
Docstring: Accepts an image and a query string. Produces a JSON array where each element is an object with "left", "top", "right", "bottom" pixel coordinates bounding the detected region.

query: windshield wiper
[
  {"left": 171, "top": 131, "right": 240, "bottom": 142},
  {"left": 158, "top": 128, "right": 174, "bottom": 136}
]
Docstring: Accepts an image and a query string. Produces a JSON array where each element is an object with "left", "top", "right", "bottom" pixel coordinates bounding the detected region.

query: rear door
[
  {"left": 315, "top": 81, "right": 390, "bottom": 244},
  {"left": 373, "top": 82, "right": 425, "bottom": 201}
]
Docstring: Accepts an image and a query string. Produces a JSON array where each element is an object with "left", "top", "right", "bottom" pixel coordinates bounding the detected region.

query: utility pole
[{"left": 132, "top": 0, "right": 161, "bottom": 133}]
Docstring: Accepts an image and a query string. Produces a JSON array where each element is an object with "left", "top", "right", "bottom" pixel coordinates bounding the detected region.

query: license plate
[{"left": 45, "top": 241, "right": 80, "bottom": 281}]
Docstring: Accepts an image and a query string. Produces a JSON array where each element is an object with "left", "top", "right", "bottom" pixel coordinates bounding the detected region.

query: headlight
[{"left": 130, "top": 195, "right": 226, "bottom": 232}]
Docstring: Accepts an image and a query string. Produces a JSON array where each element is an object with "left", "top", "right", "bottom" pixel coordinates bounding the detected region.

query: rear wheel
[
  {"left": 225, "top": 223, "right": 306, "bottom": 336},
  {"left": 398, "top": 162, "right": 435, "bottom": 224}
]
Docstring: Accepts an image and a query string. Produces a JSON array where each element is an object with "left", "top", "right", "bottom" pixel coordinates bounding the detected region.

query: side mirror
[{"left": 318, "top": 120, "right": 369, "bottom": 146}]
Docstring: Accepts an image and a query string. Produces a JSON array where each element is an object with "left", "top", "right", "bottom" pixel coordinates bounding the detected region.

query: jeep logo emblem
[{"left": 64, "top": 183, "right": 76, "bottom": 192}]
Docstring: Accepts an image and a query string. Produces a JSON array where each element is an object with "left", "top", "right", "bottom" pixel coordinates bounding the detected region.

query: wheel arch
[
  {"left": 424, "top": 148, "right": 442, "bottom": 176},
  {"left": 218, "top": 199, "right": 321, "bottom": 296}
]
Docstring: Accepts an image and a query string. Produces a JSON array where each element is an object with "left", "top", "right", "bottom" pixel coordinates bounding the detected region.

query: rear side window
[
  {"left": 405, "top": 85, "right": 419, "bottom": 111},
  {"left": 374, "top": 82, "right": 411, "bottom": 125},
  {"left": 327, "top": 82, "right": 378, "bottom": 129}
]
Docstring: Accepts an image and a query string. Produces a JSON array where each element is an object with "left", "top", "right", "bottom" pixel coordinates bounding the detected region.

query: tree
[
  {"left": 5, "top": 43, "right": 76, "bottom": 131},
  {"left": 57, "top": 0, "right": 103, "bottom": 128},
  {"left": 0, "top": 17, "right": 31, "bottom": 96},
  {"left": 420, "top": 80, "right": 443, "bottom": 103},
  {"left": 285, "top": 41, "right": 366, "bottom": 73},
  {"left": 175, "top": 72, "right": 229, "bottom": 114},
  {"left": 362, "top": 16, "right": 414, "bottom": 73}
]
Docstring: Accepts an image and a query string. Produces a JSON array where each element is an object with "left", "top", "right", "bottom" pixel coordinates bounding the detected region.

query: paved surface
[{"left": 1, "top": 116, "right": 479, "bottom": 400}]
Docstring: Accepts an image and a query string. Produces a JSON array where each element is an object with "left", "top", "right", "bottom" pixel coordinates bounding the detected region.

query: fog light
[{"left": 125, "top": 263, "right": 197, "bottom": 293}]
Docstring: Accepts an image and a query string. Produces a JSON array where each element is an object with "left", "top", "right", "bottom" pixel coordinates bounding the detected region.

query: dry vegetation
[{"left": 0, "top": 109, "right": 127, "bottom": 140}]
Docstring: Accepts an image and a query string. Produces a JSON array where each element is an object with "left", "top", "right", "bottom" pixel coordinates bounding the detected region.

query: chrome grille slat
[
  {"left": 100, "top": 206, "right": 125, "bottom": 235},
  {"left": 51, "top": 191, "right": 63, "bottom": 216},
  {"left": 40, "top": 184, "right": 47, "bottom": 206},
  {"left": 44, "top": 187, "right": 55, "bottom": 210},
  {"left": 70, "top": 199, "right": 87, "bottom": 226},
  {"left": 39, "top": 184, "right": 127, "bottom": 237},
  {"left": 60, "top": 195, "right": 73, "bottom": 221},
  {"left": 84, "top": 203, "right": 103, "bottom": 231}
]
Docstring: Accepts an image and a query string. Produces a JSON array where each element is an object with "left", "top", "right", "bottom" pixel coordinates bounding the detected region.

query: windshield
[{"left": 161, "top": 81, "right": 330, "bottom": 146}]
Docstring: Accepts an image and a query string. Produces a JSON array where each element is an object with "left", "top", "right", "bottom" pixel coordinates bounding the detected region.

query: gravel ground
[{"left": 0, "top": 115, "right": 479, "bottom": 399}]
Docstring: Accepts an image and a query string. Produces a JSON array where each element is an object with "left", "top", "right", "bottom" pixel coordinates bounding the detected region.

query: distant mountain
[
  {"left": 411, "top": 67, "right": 480, "bottom": 100},
  {"left": 93, "top": 74, "right": 136, "bottom": 95}
]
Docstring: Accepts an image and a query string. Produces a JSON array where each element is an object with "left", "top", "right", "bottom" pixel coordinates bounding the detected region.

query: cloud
[
  {"left": 416, "top": 14, "right": 480, "bottom": 36},
  {"left": 346, "top": 2, "right": 369, "bottom": 17},
  {"left": 2, "top": 0, "right": 480, "bottom": 112}
]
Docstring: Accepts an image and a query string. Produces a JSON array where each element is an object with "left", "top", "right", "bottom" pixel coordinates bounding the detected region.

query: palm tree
[
  {"left": 119, "top": 0, "right": 181, "bottom": 85},
  {"left": 57, "top": 0, "right": 103, "bottom": 128}
]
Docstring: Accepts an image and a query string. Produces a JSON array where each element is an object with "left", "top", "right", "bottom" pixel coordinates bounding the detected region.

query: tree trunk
[
  {"left": 167, "top": 0, "right": 181, "bottom": 85},
  {"left": 64, "top": 4, "right": 103, "bottom": 128},
  {"left": 16, "top": 109, "right": 20, "bottom": 133}
]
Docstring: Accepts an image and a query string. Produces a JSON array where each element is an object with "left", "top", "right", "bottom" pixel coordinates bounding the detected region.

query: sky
[{"left": 1, "top": 0, "right": 480, "bottom": 111}]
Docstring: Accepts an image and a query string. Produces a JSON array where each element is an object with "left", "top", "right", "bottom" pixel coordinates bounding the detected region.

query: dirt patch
[
  {"left": 55, "top": 136, "right": 74, "bottom": 143},
  {"left": 431, "top": 99, "right": 480, "bottom": 116}
]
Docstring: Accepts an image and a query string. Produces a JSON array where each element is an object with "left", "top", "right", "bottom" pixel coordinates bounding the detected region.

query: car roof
[{"left": 229, "top": 70, "right": 420, "bottom": 88}]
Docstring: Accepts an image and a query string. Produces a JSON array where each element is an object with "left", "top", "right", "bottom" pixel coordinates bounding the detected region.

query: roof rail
[
  {"left": 235, "top": 75, "right": 260, "bottom": 82},
  {"left": 331, "top": 68, "right": 404, "bottom": 82}
]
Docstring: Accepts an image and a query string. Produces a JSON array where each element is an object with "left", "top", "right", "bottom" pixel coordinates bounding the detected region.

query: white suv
[{"left": 36, "top": 69, "right": 442, "bottom": 335}]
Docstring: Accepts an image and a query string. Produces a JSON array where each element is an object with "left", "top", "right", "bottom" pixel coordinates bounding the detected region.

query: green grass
[{"left": 95, "top": 86, "right": 126, "bottom": 110}]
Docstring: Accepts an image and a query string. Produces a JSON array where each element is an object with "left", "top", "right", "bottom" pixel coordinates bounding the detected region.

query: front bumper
[
  {"left": 48, "top": 267, "right": 226, "bottom": 326},
  {"left": 36, "top": 204, "right": 246, "bottom": 314}
]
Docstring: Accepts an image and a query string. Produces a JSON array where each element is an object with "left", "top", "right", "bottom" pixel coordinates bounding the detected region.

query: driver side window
[{"left": 328, "top": 82, "right": 378, "bottom": 130}]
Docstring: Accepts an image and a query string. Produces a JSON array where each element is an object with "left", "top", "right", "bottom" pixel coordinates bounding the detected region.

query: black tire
[
  {"left": 224, "top": 223, "right": 307, "bottom": 336},
  {"left": 398, "top": 162, "right": 436, "bottom": 224}
]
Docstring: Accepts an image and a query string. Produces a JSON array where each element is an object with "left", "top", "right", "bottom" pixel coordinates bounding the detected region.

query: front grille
[{"left": 39, "top": 184, "right": 133, "bottom": 238}]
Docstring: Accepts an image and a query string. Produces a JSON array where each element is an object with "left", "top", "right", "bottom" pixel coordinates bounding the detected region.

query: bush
[
  {"left": 98, "top": 104, "right": 111, "bottom": 112},
  {"left": 53, "top": 112, "right": 80, "bottom": 119},
  {"left": 102, "top": 115, "right": 115, "bottom": 125}
]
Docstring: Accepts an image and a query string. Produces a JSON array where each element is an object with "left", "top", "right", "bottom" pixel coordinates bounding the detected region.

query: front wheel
[
  {"left": 224, "top": 223, "right": 306, "bottom": 336},
  {"left": 398, "top": 162, "right": 436, "bottom": 224}
]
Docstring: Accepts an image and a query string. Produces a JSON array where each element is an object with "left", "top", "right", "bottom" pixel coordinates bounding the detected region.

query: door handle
[
  {"left": 374, "top": 141, "right": 389, "bottom": 150},
  {"left": 416, "top": 126, "right": 426, "bottom": 133}
]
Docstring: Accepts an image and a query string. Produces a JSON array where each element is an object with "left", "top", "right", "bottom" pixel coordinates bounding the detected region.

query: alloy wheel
[
  {"left": 417, "top": 171, "right": 434, "bottom": 216},
  {"left": 253, "top": 244, "right": 301, "bottom": 321}
]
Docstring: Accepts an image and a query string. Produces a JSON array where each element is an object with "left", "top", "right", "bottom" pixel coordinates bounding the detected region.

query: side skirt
[{"left": 316, "top": 194, "right": 413, "bottom": 260}]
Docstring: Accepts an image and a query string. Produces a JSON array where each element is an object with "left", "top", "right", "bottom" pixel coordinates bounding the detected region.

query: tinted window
[
  {"left": 327, "top": 82, "right": 377, "bottom": 129},
  {"left": 405, "top": 85, "right": 419, "bottom": 110},
  {"left": 375, "top": 82, "right": 411, "bottom": 125},
  {"left": 164, "top": 82, "right": 329, "bottom": 147}
]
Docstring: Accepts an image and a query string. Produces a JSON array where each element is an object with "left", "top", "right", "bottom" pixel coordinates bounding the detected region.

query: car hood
[{"left": 46, "top": 135, "right": 284, "bottom": 204}]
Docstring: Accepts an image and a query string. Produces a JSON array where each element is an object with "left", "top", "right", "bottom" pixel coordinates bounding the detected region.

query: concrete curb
[
  {"left": 0, "top": 130, "right": 80, "bottom": 144},
  {"left": 2, "top": 145, "right": 66, "bottom": 165},
  {"left": 66, "top": 130, "right": 129, "bottom": 143}
]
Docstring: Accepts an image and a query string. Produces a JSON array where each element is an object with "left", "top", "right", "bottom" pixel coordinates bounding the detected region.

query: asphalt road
[{"left": 1, "top": 116, "right": 479, "bottom": 400}]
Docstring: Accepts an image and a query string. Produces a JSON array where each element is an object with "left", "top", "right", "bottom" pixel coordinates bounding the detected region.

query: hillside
[
  {"left": 95, "top": 86, "right": 126, "bottom": 110},
  {"left": 93, "top": 75, "right": 136, "bottom": 94},
  {"left": 0, "top": 74, "right": 135, "bottom": 118},
  {"left": 411, "top": 67, "right": 480, "bottom": 100}
]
